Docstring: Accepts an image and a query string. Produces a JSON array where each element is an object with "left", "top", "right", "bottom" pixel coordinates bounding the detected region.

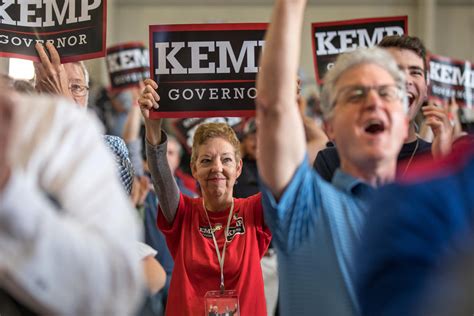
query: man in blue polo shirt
[{"left": 255, "top": 0, "right": 409, "bottom": 315}]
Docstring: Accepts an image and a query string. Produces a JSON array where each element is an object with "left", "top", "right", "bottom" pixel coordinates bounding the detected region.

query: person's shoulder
[{"left": 236, "top": 192, "right": 261, "bottom": 204}]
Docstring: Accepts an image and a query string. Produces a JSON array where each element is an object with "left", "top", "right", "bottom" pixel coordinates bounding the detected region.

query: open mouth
[
  {"left": 407, "top": 93, "right": 415, "bottom": 107},
  {"left": 364, "top": 119, "right": 386, "bottom": 135}
]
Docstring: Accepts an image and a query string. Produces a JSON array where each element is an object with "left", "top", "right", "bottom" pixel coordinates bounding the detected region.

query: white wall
[{"left": 435, "top": 4, "right": 474, "bottom": 62}]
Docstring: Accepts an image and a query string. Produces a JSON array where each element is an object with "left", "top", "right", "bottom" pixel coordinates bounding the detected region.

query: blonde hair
[{"left": 190, "top": 122, "right": 241, "bottom": 168}]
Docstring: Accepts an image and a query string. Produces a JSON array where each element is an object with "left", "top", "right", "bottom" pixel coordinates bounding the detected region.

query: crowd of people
[{"left": 1, "top": 0, "right": 473, "bottom": 315}]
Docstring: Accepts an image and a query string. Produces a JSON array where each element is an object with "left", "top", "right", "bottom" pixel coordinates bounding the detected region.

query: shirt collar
[{"left": 332, "top": 168, "right": 373, "bottom": 197}]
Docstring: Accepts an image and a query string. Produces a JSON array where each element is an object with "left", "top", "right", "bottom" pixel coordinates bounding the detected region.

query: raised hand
[
  {"left": 422, "top": 100, "right": 454, "bottom": 158},
  {"left": 138, "top": 79, "right": 160, "bottom": 119},
  {"left": 138, "top": 79, "right": 162, "bottom": 145},
  {"left": 34, "top": 42, "right": 73, "bottom": 99}
]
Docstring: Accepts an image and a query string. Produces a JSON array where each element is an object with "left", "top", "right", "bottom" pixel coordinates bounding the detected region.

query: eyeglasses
[
  {"left": 332, "top": 84, "right": 403, "bottom": 107},
  {"left": 69, "top": 83, "right": 89, "bottom": 97}
]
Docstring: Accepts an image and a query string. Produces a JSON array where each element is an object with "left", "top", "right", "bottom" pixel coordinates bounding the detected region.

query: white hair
[{"left": 320, "top": 47, "right": 408, "bottom": 119}]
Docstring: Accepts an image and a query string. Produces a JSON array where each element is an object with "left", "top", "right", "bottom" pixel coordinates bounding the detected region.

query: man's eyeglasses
[
  {"left": 69, "top": 83, "right": 89, "bottom": 97},
  {"left": 332, "top": 84, "right": 403, "bottom": 107}
]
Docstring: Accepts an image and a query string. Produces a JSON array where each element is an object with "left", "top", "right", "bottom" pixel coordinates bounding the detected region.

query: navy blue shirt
[{"left": 356, "top": 141, "right": 474, "bottom": 316}]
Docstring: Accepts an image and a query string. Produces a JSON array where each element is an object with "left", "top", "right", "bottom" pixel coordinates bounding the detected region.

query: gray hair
[
  {"left": 75, "top": 61, "right": 90, "bottom": 86},
  {"left": 320, "top": 47, "right": 407, "bottom": 119}
]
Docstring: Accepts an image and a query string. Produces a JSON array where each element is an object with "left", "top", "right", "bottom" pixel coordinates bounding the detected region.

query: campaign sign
[
  {"left": 107, "top": 42, "right": 149, "bottom": 90},
  {"left": 428, "top": 53, "right": 473, "bottom": 107},
  {"left": 311, "top": 16, "right": 407, "bottom": 84},
  {"left": 173, "top": 117, "right": 243, "bottom": 153},
  {"left": 0, "top": 0, "right": 106, "bottom": 62},
  {"left": 149, "top": 23, "right": 267, "bottom": 118}
]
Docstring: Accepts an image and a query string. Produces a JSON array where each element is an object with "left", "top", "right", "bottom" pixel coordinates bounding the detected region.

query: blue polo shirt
[{"left": 260, "top": 156, "right": 373, "bottom": 316}]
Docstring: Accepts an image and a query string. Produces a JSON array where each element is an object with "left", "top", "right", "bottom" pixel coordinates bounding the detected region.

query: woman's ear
[{"left": 236, "top": 158, "right": 243, "bottom": 178}]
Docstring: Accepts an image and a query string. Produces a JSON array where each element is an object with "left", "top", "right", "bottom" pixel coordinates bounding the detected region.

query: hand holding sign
[
  {"left": 34, "top": 42, "right": 73, "bottom": 100},
  {"left": 138, "top": 79, "right": 162, "bottom": 145},
  {"left": 138, "top": 79, "right": 160, "bottom": 116}
]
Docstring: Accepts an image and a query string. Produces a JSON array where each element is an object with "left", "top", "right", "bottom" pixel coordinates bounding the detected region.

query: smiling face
[
  {"left": 325, "top": 63, "right": 408, "bottom": 169},
  {"left": 385, "top": 47, "right": 427, "bottom": 121},
  {"left": 192, "top": 137, "right": 242, "bottom": 200}
]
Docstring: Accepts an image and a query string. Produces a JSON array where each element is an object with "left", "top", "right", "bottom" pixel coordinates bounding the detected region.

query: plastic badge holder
[{"left": 205, "top": 290, "right": 239, "bottom": 316}]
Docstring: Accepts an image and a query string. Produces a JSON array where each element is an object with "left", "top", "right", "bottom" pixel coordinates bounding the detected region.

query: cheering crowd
[{"left": 1, "top": 0, "right": 474, "bottom": 315}]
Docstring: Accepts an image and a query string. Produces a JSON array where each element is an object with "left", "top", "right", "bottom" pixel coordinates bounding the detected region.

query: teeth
[{"left": 365, "top": 119, "right": 383, "bottom": 128}]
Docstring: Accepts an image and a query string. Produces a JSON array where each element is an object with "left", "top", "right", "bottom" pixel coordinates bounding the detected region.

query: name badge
[{"left": 205, "top": 290, "right": 239, "bottom": 316}]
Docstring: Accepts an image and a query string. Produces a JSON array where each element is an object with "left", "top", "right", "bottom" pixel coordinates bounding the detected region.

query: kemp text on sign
[
  {"left": 311, "top": 16, "right": 407, "bottom": 84},
  {"left": 173, "top": 117, "right": 243, "bottom": 153},
  {"left": 428, "top": 53, "right": 473, "bottom": 107},
  {"left": 107, "top": 42, "right": 149, "bottom": 90},
  {"left": 0, "top": 0, "right": 107, "bottom": 62},
  {"left": 149, "top": 23, "right": 267, "bottom": 118}
]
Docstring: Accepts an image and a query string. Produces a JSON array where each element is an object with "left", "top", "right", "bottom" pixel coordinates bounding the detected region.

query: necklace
[{"left": 402, "top": 138, "right": 419, "bottom": 177}]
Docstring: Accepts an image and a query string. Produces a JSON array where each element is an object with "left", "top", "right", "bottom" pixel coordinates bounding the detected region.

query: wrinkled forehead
[{"left": 196, "top": 137, "right": 236, "bottom": 157}]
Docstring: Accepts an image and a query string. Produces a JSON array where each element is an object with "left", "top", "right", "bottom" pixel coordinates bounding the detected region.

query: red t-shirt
[{"left": 158, "top": 193, "right": 271, "bottom": 316}]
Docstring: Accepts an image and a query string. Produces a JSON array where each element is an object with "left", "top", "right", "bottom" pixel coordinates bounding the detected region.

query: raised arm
[
  {"left": 422, "top": 100, "right": 454, "bottom": 158},
  {"left": 256, "top": 0, "right": 307, "bottom": 199},
  {"left": 138, "top": 79, "right": 180, "bottom": 223}
]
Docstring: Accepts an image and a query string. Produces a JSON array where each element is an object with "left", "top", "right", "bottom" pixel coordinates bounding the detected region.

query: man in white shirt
[{"left": 0, "top": 84, "right": 144, "bottom": 314}]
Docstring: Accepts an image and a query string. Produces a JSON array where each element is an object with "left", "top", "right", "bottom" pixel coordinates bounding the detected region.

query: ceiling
[{"left": 115, "top": 0, "right": 473, "bottom": 5}]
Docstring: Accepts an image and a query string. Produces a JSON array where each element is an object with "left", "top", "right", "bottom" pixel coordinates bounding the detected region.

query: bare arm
[
  {"left": 139, "top": 79, "right": 180, "bottom": 223},
  {"left": 256, "top": 0, "right": 307, "bottom": 199},
  {"left": 122, "top": 94, "right": 142, "bottom": 143},
  {"left": 142, "top": 255, "right": 166, "bottom": 295},
  {"left": 123, "top": 91, "right": 145, "bottom": 177},
  {"left": 137, "top": 242, "right": 166, "bottom": 295}
]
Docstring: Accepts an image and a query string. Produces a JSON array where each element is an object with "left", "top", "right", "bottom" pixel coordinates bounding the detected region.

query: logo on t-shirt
[{"left": 199, "top": 215, "right": 246, "bottom": 241}]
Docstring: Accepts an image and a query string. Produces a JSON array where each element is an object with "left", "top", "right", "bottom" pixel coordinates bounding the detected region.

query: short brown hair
[
  {"left": 378, "top": 35, "right": 427, "bottom": 77},
  {"left": 190, "top": 122, "right": 241, "bottom": 168}
]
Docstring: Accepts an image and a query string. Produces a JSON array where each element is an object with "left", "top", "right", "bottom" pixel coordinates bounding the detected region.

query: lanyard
[{"left": 203, "top": 198, "right": 234, "bottom": 294}]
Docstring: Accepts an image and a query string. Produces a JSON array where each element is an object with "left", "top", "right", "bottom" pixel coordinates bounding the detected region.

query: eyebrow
[
  {"left": 398, "top": 65, "right": 424, "bottom": 72},
  {"left": 409, "top": 66, "right": 424, "bottom": 71}
]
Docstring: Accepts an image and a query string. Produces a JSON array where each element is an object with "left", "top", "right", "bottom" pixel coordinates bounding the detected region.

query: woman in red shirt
[{"left": 138, "top": 79, "right": 271, "bottom": 316}]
